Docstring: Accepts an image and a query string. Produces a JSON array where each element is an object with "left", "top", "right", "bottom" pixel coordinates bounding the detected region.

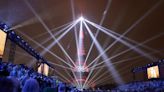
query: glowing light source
[
  {"left": 38, "top": 63, "right": 49, "bottom": 76},
  {"left": 78, "top": 16, "right": 84, "bottom": 21},
  {"left": 0, "top": 29, "right": 7, "bottom": 58},
  {"left": 77, "top": 66, "right": 85, "bottom": 72},
  {"left": 147, "top": 66, "right": 159, "bottom": 79},
  {"left": 74, "top": 65, "right": 89, "bottom": 72}
]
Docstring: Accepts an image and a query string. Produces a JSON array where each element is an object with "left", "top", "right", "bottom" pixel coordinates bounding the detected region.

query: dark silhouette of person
[
  {"left": 0, "top": 77, "right": 20, "bottom": 92},
  {"left": 22, "top": 78, "right": 40, "bottom": 92}
]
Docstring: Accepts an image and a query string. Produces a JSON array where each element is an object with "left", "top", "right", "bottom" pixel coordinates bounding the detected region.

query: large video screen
[
  {"left": 147, "top": 66, "right": 159, "bottom": 79},
  {"left": 38, "top": 64, "right": 49, "bottom": 76},
  {"left": 0, "top": 29, "right": 7, "bottom": 58}
]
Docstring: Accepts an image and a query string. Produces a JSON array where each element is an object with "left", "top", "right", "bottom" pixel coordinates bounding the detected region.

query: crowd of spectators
[
  {"left": 112, "top": 79, "right": 164, "bottom": 92},
  {"left": 1, "top": 61, "right": 164, "bottom": 92},
  {"left": 80, "top": 80, "right": 164, "bottom": 92},
  {"left": 0, "top": 61, "right": 78, "bottom": 92}
]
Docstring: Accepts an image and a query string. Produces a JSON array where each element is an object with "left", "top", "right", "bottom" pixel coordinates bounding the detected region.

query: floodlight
[{"left": 78, "top": 16, "right": 84, "bottom": 21}]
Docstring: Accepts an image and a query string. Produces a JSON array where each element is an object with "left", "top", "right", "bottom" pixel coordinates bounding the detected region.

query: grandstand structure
[{"left": 0, "top": 0, "right": 164, "bottom": 91}]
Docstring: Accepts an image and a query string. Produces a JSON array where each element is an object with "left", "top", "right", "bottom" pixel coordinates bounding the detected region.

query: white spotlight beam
[
  {"left": 84, "top": 0, "right": 164, "bottom": 68},
  {"left": 83, "top": 21, "right": 124, "bottom": 87},
  {"left": 63, "top": 18, "right": 82, "bottom": 86},
  {"left": 67, "top": 0, "right": 81, "bottom": 86},
  {"left": 89, "top": 32, "right": 164, "bottom": 68},
  {"left": 84, "top": 0, "right": 164, "bottom": 67},
  {"left": 29, "top": 21, "right": 75, "bottom": 65},
  {"left": 82, "top": 39, "right": 113, "bottom": 89},
  {"left": 82, "top": 1, "right": 112, "bottom": 88},
  {"left": 48, "top": 21, "right": 77, "bottom": 67},
  {"left": 70, "top": 0, "right": 82, "bottom": 85},
  {"left": 27, "top": 23, "right": 72, "bottom": 67},
  {"left": 90, "top": 47, "right": 164, "bottom": 70},
  {"left": 83, "top": 21, "right": 123, "bottom": 87},
  {"left": 36, "top": 23, "right": 73, "bottom": 50},
  {"left": 39, "top": 20, "right": 79, "bottom": 65},
  {"left": 26, "top": 22, "right": 74, "bottom": 66},
  {"left": 36, "top": 22, "right": 73, "bottom": 48},
  {"left": 9, "top": 17, "right": 38, "bottom": 30},
  {"left": 89, "top": 44, "right": 164, "bottom": 86},
  {"left": 18, "top": 31, "right": 73, "bottom": 68},
  {"left": 64, "top": 56, "right": 80, "bottom": 87},
  {"left": 44, "top": 21, "right": 78, "bottom": 51},
  {"left": 96, "top": 70, "right": 129, "bottom": 86},
  {"left": 84, "top": 0, "right": 112, "bottom": 68},
  {"left": 88, "top": 59, "right": 137, "bottom": 86},
  {"left": 48, "top": 61, "right": 72, "bottom": 70},
  {"left": 89, "top": 48, "right": 162, "bottom": 85},
  {"left": 101, "top": 0, "right": 164, "bottom": 56},
  {"left": 54, "top": 70, "right": 74, "bottom": 85},
  {"left": 87, "top": 70, "right": 109, "bottom": 87},
  {"left": 4, "top": 48, "right": 32, "bottom": 58},
  {"left": 77, "top": 20, "right": 83, "bottom": 67},
  {"left": 71, "top": 0, "right": 79, "bottom": 63},
  {"left": 70, "top": 0, "right": 85, "bottom": 86},
  {"left": 24, "top": 0, "right": 78, "bottom": 67},
  {"left": 82, "top": 60, "right": 97, "bottom": 89},
  {"left": 76, "top": 20, "right": 84, "bottom": 88},
  {"left": 85, "top": 19, "right": 156, "bottom": 68},
  {"left": 86, "top": 42, "right": 123, "bottom": 84},
  {"left": 96, "top": 59, "right": 139, "bottom": 85},
  {"left": 33, "top": 21, "right": 72, "bottom": 40}
]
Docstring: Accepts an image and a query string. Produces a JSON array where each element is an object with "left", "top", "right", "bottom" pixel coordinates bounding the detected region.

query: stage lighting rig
[
  {"left": 0, "top": 22, "right": 10, "bottom": 32},
  {"left": 0, "top": 23, "right": 52, "bottom": 69}
]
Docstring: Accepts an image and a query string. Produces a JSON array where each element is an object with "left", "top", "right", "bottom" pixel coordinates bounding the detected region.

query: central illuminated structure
[{"left": 73, "top": 22, "right": 89, "bottom": 90}]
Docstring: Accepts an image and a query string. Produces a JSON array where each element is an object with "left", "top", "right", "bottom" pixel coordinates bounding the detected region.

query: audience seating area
[
  {"left": 83, "top": 80, "right": 164, "bottom": 92},
  {"left": 0, "top": 61, "right": 78, "bottom": 92},
  {"left": 113, "top": 79, "right": 164, "bottom": 92},
  {"left": 1, "top": 61, "right": 164, "bottom": 92}
]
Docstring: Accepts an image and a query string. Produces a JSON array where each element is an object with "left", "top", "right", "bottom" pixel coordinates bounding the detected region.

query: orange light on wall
[
  {"left": 147, "top": 66, "right": 159, "bottom": 79},
  {"left": 38, "top": 63, "right": 49, "bottom": 76},
  {"left": 0, "top": 29, "right": 7, "bottom": 58}
]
